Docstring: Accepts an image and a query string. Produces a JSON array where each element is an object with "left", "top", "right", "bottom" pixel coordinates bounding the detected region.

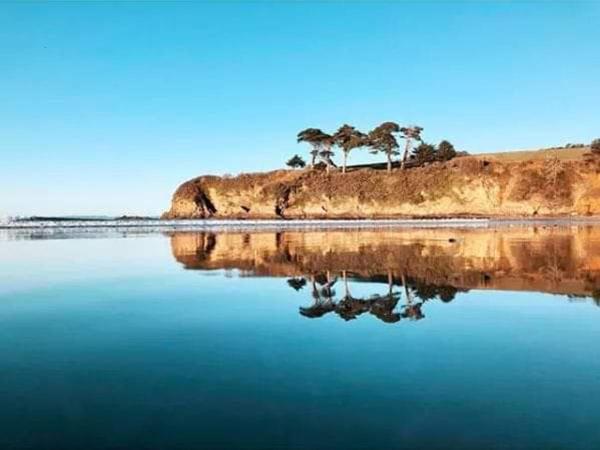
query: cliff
[{"left": 162, "top": 149, "right": 600, "bottom": 219}]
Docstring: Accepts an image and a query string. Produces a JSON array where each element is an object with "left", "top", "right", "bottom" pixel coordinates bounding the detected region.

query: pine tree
[
  {"left": 412, "top": 143, "right": 437, "bottom": 165},
  {"left": 333, "top": 124, "right": 367, "bottom": 173},
  {"left": 399, "top": 126, "right": 424, "bottom": 169},
  {"left": 286, "top": 154, "right": 306, "bottom": 169},
  {"left": 368, "top": 122, "right": 401, "bottom": 173},
  {"left": 437, "top": 140, "right": 457, "bottom": 161}
]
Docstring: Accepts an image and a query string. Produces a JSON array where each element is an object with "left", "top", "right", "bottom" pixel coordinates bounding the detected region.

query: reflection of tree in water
[
  {"left": 299, "top": 272, "right": 337, "bottom": 318},
  {"left": 287, "top": 277, "right": 307, "bottom": 291},
  {"left": 293, "top": 270, "right": 463, "bottom": 324},
  {"left": 592, "top": 291, "right": 600, "bottom": 307},
  {"left": 170, "top": 229, "right": 600, "bottom": 311},
  {"left": 331, "top": 270, "right": 402, "bottom": 323}
]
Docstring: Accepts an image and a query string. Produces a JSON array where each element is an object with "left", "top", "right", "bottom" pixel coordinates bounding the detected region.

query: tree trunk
[
  {"left": 402, "top": 273, "right": 411, "bottom": 304},
  {"left": 343, "top": 270, "right": 349, "bottom": 298},
  {"left": 343, "top": 152, "right": 347, "bottom": 174},
  {"left": 311, "top": 275, "right": 320, "bottom": 304},
  {"left": 387, "top": 153, "right": 392, "bottom": 173},
  {"left": 401, "top": 139, "right": 411, "bottom": 169}
]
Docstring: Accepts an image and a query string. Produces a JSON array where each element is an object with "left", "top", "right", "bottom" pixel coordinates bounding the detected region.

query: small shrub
[
  {"left": 591, "top": 139, "right": 600, "bottom": 154},
  {"left": 437, "top": 140, "right": 457, "bottom": 161},
  {"left": 286, "top": 154, "right": 306, "bottom": 169},
  {"left": 412, "top": 143, "right": 437, "bottom": 165},
  {"left": 287, "top": 277, "right": 307, "bottom": 291}
]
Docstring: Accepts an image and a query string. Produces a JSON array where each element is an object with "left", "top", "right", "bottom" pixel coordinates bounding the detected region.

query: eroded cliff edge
[{"left": 162, "top": 155, "right": 600, "bottom": 219}]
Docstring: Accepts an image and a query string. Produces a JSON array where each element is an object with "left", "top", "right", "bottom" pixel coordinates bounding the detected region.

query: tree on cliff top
[
  {"left": 286, "top": 154, "right": 306, "bottom": 169},
  {"left": 399, "top": 126, "right": 424, "bottom": 169},
  {"left": 318, "top": 133, "right": 336, "bottom": 174},
  {"left": 297, "top": 128, "right": 335, "bottom": 172},
  {"left": 368, "top": 122, "right": 400, "bottom": 173},
  {"left": 436, "top": 140, "right": 457, "bottom": 161},
  {"left": 412, "top": 142, "right": 437, "bottom": 165},
  {"left": 297, "top": 128, "right": 326, "bottom": 167},
  {"left": 333, "top": 124, "right": 368, "bottom": 174}
]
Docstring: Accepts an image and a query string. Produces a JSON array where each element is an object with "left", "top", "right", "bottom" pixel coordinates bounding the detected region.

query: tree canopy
[
  {"left": 286, "top": 154, "right": 306, "bottom": 169},
  {"left": 399, "top": 126, "right": 424, "bottom": 169},
  {"left": 297, "top": 128, "right": 336, "bottom": 172},
  {"left": 437, "top": 140, "right": 457, "bottom": 161},
  {"left": 296, "top": 123, "right": 456, "bottom": 173},
  {"left": 368, "top": 122, "right": 401, "bottom": 173},
  {"left": 412, "top": 143, "right": 437, "bottom": 165},
  {"left": 297, "top": 128, "right": 328, "bottom": 166},
  {"left": 333, "top": 124, "right": 368, "bottom": 173}
]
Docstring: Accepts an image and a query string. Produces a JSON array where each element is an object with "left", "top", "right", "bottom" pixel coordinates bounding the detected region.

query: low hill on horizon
[{"left": 476, "top": 146, "right": 590, "bottom": 162}]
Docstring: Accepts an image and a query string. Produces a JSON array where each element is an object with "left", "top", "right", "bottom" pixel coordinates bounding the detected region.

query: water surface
[{"left": 1, "top": 226, "right": 600, "bottom": 449}]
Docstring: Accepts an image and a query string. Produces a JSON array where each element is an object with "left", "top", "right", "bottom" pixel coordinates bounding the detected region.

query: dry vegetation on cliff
[{"left": 163, "top": 146, "right": 600, "bottom": 220}]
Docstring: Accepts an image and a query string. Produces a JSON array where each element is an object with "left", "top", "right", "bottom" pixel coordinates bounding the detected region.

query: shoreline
[{"left": 3, "top": 216, "right": 600, "bottom": 232}]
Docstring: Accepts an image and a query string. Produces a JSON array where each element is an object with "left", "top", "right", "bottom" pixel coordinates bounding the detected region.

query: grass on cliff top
[{"left": 477, "top": 147, "right": 589, "bottom": 162}]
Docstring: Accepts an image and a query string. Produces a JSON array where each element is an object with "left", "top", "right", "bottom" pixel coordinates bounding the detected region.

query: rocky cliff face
[{"left": 162, "top": 155, "right": 600, "bottom": 219}]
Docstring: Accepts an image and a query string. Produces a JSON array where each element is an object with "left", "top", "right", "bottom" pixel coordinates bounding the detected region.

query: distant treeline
[{"left": 288, "top": 122, "right": 459, "bottom": 173}]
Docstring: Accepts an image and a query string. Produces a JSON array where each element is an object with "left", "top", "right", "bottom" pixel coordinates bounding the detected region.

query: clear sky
[{"left": 1, "top": 1, "right": 599, "bottom": 217}]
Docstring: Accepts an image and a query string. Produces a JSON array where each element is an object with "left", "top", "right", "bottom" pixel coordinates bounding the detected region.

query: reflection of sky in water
[
  {"left": 0, "top": 236, "right": 172, "bottom": 295},
  {"left": 1, "top": 231, "right": 600, "bottom": 449}
]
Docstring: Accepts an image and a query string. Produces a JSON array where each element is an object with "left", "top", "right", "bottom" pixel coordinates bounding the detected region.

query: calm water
[{"left": 2, "top": 226, "right": 600, "bottom": 450}]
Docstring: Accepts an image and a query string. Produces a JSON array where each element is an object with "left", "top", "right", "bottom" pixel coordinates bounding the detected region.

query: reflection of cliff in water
[{"left": 169, "top": 227, "right": 600, "bottom": 321}]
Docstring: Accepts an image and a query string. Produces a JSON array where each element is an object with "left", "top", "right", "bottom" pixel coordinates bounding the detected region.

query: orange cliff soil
[{"left": 162, "top": 148, "right": 600, "bottom": 219}]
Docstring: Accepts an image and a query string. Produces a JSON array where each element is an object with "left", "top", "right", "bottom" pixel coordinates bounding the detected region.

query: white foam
[{"left": 1, "top": 217, "right": 491, "bottom": 231}]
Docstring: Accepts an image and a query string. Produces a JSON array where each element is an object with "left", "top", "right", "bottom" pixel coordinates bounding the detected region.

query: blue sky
[{"left": 1, "top": 1, "right": 599, "bottom": 216}]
